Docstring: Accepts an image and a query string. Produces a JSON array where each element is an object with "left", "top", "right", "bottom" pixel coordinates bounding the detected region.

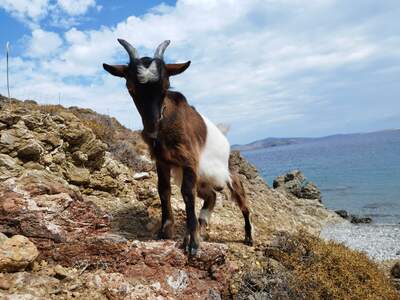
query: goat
[{"left": 103, "top": 39, "right": 253, "bottom": 255}]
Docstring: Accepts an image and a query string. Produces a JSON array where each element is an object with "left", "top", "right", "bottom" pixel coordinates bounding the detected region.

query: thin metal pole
[{"left": 6, "top": 42, "right": 10, "bottom": 99}]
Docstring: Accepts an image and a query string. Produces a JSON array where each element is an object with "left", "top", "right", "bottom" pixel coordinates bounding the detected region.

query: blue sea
[{"left": 241, "top": 130, "right": 400, "bottom": 224}]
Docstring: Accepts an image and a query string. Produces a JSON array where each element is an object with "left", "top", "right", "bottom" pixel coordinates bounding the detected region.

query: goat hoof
[
  {"left": 188, "top": 237, "right": 200, "bottom": 256},
  {"left": 244, "top": 236, "right": 253, "bottom": 246},
  {"left": 157, "top": 230, "right": 171, "bottom": 240},
  {"left": 157, "top": 223, "right": 174, "bottom": 240},
  {"left": 198, "top": 219, "right": 209, "bottom": 241},
  {"left": 181, "top": 234, "right": 190, "bottom": 251},
  {"left": 157, "top": 231, "right": 173, "bottom": 240},
  {"left": 182, "top": 235, "right": 200, "bottom": 256},
  {"left": 188, "top": 245, "right": 199, "bottom": 256}
]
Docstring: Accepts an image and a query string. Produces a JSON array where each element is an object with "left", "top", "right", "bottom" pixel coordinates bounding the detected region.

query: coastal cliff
[{"left": 0, "top": 97, "right": 398, "bottom": 299}]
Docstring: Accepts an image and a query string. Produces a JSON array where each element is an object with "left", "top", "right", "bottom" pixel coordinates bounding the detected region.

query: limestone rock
[
  {"left": 133, "top": 172, "right": 150, "bottom": 180},
  {"left": 39, "top": 132, "right": 61, "bottom": 149},
  {"left": 0, "top": 274, "right": 11, "bottom": 290},
  {"left": 0, "top": 154, "right": 23, "bottom": 181},
  {"left": 350, "top": 215, "right": 372, "bottom": 224},
  {"left": 71, "top": 150, "right": 88, "bottom": 163},
  {"left": 229, "top": 151, "right": 259, "bottom": 181},
  {"left": 0, "top": 235, "right": 39, "bottom": 272},
  {"left": 52, "top": 152, "right": 66, "bottom": 164},
  {"left": 335, "top": 210, "right": 349, "bottom": 219},
  {"left": 17, "top": 141, "right": 43, "bottom": 162},
  {"left": 65, "top": 163, "right": 90, "bottom": 185},
  {"left": 273, "top": 170, "right": 321, "bottom": 201},
  {"left": 62, "top": 126, "right": 90, "bottom": 147},
  {"left": 0, "top": 114, "right": 19, "bottom": 126}
]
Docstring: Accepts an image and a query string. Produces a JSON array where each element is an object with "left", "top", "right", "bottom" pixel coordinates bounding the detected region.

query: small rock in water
[
  {"left": 335, "top": 210, "right": 349, "bottom": 219},
  {"left": 273, "top": 170, "right": 321, "bottom": 201},
  {"left": 350, "top": 215, "right": 372, "bottom": 224}
]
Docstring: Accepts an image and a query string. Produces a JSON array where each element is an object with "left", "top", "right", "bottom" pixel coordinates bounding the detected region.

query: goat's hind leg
[
  {"left": 197, "top": 182, "right": 217, "bottom": 240},
  {"left": 228, "top": 173, "right": 253, "bottom": 246}
]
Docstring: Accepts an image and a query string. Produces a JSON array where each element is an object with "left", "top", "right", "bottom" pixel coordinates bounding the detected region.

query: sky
[{"left": 0, "top": 0, "right": 399, "bottom": 144}]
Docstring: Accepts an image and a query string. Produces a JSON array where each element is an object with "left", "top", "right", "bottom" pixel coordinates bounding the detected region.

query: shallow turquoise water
[{"left": 241, "top": 131, "right": 400, "bottom": 224}]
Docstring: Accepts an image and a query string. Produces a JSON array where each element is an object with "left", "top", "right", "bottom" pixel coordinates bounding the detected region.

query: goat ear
[
  {"left": 103, "top": 64, "right": 127, "bottom": 77},
  {"left": 166, "top": 61, "right": 191, "bottom": 76}
]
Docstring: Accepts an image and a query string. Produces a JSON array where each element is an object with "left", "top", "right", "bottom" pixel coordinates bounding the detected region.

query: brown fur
[{"left": 142, "top": 91, "right": 207, "bottom": 171}]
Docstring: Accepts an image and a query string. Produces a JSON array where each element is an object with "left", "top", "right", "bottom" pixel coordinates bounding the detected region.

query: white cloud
[
  {"left": 1, "top": 0, "right": 400, "bottom": 143},
  {"left": 26, "top": 29, "right": 63, "bottom": 57},
  {"left": 0, "top": 0, "right": 97, "bottom": 27},
  {"left": 57, "top": 0, "right": 96, "bottom": 15},
  {"left": 0, "top": 0, "right": 49, "bottom": 26}
]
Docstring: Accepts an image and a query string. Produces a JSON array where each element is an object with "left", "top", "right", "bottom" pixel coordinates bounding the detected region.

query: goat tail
[{"left": 216, "top": 123, "right": 230, "bottom": 136}]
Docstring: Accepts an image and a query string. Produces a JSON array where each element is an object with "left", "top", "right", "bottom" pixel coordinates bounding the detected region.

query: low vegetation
[{"left": 237, "top": 232, "right": 399, "bottom": 299}]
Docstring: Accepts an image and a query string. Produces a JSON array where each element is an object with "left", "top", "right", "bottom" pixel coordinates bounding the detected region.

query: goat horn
[
  {"left": 154, "top": 40, "right": 170, "bottom": 59},
  {"left": 118, "top": 39, "right": 140, "bottom": 62}
]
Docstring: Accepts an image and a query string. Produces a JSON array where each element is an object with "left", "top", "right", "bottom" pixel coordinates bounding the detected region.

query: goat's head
[{"left": 103, "top": 39, "right": 190, "bottom": 139}]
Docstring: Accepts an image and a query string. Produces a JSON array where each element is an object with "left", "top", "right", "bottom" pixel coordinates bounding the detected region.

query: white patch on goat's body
[
  {"left": 198, "top": 114, "right": 231, "bottom": 188},
  {"left": 199, "top": 208, "right": 211, "bottom": 223},
  {"left": 169, "top": 115, "right": 231, "bottom": 189},
  {"left": 137, "top": 61, "right": 159, "bottom": 83}
]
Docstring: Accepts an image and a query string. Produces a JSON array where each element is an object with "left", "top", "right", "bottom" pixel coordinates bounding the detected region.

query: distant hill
[
  {"left": 232, "top": 129, "right": 400, "bottom": 151},
  {"left": 231, "top": 137, "right": 312, "bottom": 151}
]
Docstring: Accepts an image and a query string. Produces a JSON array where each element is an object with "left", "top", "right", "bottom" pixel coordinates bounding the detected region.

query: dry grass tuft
[{"left": 237, "top": 232, "right": 399, "bottom": 300}]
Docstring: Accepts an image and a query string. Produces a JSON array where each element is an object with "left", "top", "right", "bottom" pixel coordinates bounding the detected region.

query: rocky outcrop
[
  {"left": 350, "top": 215, "right": 373, "bottom": 224},
  {"left": 273, "top": 170, "right": 321, "bottom": 201},
  {"left": 335, "top": 209, "right": 349, "bottom": 219},
  {"left": 0, "top": 240, "right": 232, "bottom": 299},
  {"left": 0, "top": 100, "right": 348, "bottom": 299},
  {"left": 334, "top": 209, "right": 373, "bottom": 224}
]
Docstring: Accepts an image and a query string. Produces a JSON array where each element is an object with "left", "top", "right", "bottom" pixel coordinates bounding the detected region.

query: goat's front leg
[
  {"left": 181, "top": 167, "right": 200, "bottom": 256},
  {"left": 156, "top": 161, "right": 174, "bottom": 239}
]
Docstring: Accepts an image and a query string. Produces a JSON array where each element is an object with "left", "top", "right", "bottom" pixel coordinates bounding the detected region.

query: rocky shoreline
[
  {"left": 0, "top": 97, "right": 398, "bottom": 299},
  {"left": 321, "top": 223, "right": 400, "bottom": 261}
]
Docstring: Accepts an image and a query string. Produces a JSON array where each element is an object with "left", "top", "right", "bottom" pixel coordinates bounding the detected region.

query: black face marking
[{"left": 126, "top": 57, "right": 169, "bottom": 136}]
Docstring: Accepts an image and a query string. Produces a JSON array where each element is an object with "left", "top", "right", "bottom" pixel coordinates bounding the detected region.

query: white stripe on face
[{"left": 137, "top": 60, "right": 159, "bottom": 84}]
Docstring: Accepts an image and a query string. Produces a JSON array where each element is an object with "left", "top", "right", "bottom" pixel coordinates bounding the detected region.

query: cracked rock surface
[{"left": 0, "top": 98, "right": 343, "bottom": 299}]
